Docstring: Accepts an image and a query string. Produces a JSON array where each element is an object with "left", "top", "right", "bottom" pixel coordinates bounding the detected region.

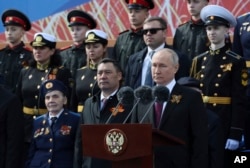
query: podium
[{"left": 81, "top": 124, "right": 184, "bottom": 168}]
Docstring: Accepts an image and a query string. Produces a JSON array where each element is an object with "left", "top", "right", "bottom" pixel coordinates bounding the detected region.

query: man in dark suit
[
  {"left": 25, "top": 79, "right": 80, "bottom": 168},
  {"left": 125, "top": 16, "right": 190, "bottom": 89},
  {"left": 0, "top": 78, "right": 24, "bottom": 168},
  {"left": 74, "top": 58, "right": 133, "bottom": 168},
  {"left": 131, "top": 48, "right": 208, "bottom": 168}
]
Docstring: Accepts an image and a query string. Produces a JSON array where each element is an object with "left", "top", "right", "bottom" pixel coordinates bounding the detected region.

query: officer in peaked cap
[
  {"left": 40, "top": 79, "right": 68, "bottom": 98},
  {"left": 200, "top": 4, "right": 236, "bottom": 28},
  {"left": 125, "top": 0, "right": 154, "bottom": 9},
  {"left": 85, "top": 29, "right": 108, "bottom": 45},
  {"left": 30, "top": 32, "right": 56, "bottom": 48},
  {"left": 2, "top": 9, "right": 31, "bottom": 31},
  {"left": 67, "top": 10, "right": 97, "bottom": 29},
  {"left": 191, "top": 4, "right": 248, "bottom": 168},
  {"left": 0, "top": 9, "right": 32, "bottom": 92},
  {"left": 60, "top": 10, "right": 97, "bottom": 78}
]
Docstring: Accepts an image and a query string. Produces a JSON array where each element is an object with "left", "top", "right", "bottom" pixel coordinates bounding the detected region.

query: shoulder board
[
  {"left": 178, "top": 20, "right": 188, "bottom": 27},
  {"left": 24, "top": 66, "right": 30, "bottom": 69},
  {"left": 119, "top": 30, "right": 129, "bottom": 35},
  {"left": 23, "top": 46, "right": 32, "bottom": 51},
  {"left": 60, "top": 45, "right": 72, "bottom": 51},
  {"left": 225, "top": 50, "right": 241, "bottom": 59},
  {"left": 195, "top": 51, "right": 209, "bottom": 59},
  {"left": 58, "top": 66, "right": 64, "bottom": 69},
  {"left": 79, "top": 66, "right": 87, "bottom": 70},
  {"left": 238, "top": 12, "right": 250, "bottom": 18}
]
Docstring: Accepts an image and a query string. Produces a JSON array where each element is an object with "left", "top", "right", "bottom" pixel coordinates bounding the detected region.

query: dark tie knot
[{"left": 51, "top": 117, "right": 57, "bottom": 126}]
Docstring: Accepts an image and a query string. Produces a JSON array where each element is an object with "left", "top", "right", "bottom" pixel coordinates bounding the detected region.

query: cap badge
[
  {"left": 72, "top": 17, "right": 76, "bottom": 22},
  {"left": 9, "top": 17, "right": 13, "bottom": 21},
  {"left": 133, "top": 0, "right": 137, "bottom": 3},
  {"left": 35, "top": 36, "right": 42, "bottom": 42},
  {"left": 210, "top": 16, "right": 214, "bottom": 20},
  {"left": 88, "top": 33, "right": 95, "bottom": 40},
  {"left": 45, "top": 82, "right": 53, "bottom": 89}
]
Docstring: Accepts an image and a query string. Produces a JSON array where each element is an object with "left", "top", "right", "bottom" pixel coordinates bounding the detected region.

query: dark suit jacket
[
  {"left": 125, "top": 44, "right": 191, "bottom": 89},
  {"left": 131, "top": 84, "right": 208, "bottom": 168},
  {"left": 0, "top": 86, "right": 24, "bottom": 168},
  {"left": 26, "top": 110, "right": 80, "bottom": 168}
]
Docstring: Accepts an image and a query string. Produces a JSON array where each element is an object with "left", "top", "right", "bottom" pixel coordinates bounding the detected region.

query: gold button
[
  {"left": 203, "top": 96, "right": 209, "bottom": 103},
  {"left": 220, "top": 65, "right": 224, "bottom": 68},
  {"left": 215, "top": 83, "right": 219, "bottom": 87},
  {"left": 200, "top": 74, "right": 204, "bottom": 78},
  {"left": 37, "top": 85, "right": 40, "bottom": 89},
  {"left": 81, "top": 75, "right": 85, "bottom": 80},
  {"left": 217, "top": 74, "right": 221, "bottom": 77},
  {"left": 41, "top": 77, "right": 44, "bottom": 81},
  {"left": 222, "top": 56, "right": 226, "bottom": 60},
  {"left": 35, "top": 95, "right": 38, "bottom": 99},
  {"left": 33, "top": 116, "right": 36, "bottom": 119},
  {"left": 49, "top": 138, "right": 53, "bottom": 142},
  {"left": 90, "top": 83, "right": 93, "bottom": 87},
  {"left": 213, "top": 103, "right": 217, "bottom": 107},
  {"left": 200, "top": 83, "right": 203, "bottom": 87},
  {"left": 214, "top": 93, "right": 218, "bottom": 96},
  {"left": 48, "top": 159, "right": 51, "bottom": 163},
  {"left": 203, "top": 57, "right": 207, "bottom": 61},
  {"left": 201, "top": 65, "right": 205, "bottom": 69},
  {"left": 49, "top": 149, "right": 52, "bottom": 152},
  {"left": 45, "top": 70, "right": 48, "bottom": 73},
  {"left": 88, "top": 93, "right": 91, "bottom": 97}
]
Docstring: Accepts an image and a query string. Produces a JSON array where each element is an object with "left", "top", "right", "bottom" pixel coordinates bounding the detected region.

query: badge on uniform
[{"left": 60, "top": 125, "right": 72, "bottom": 135}]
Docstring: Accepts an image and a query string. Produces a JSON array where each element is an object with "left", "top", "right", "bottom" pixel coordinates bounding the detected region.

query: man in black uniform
[
  {"left": 112, "top": 0, "right": 154, "bottom": 73},
  {"left": 0, "top": 9, "right": 32, "bottom": 92},
  {"left": 173, "top": 0, "right": 209, "bottom": 63},
  {"left": 60, "top": 10, "right": 97, "bottom": 78},
  {"left": 190, "top": 5, "right": 248, "bottom": 168}
]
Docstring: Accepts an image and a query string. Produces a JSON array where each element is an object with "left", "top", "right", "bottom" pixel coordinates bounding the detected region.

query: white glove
[{"left": 225, "top": 139, "right": 239, "bottom": 150}]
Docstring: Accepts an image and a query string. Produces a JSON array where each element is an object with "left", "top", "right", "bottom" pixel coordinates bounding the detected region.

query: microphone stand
[
  {"left": 122, "top": 98, "right": 141, "bottom": 124},
  {"left": 139, "top": 97, "right": 157, "bottom": 124}
]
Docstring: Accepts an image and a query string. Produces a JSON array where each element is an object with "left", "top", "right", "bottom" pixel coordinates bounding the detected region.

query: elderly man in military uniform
[
  {"left": 112, "top": 0, "right": 154, "bottom": 74},
  {"left": 0, "top": 9, "right": 32, "bottom": 92},
  {"left": 26, "top": 79, "right": 80, "bottom": 168},
  {"left": 60, "top": 10, "right": 97, "bottom": 78},
  {"left": 190, "top": 5, "right": 248, "bottom": 168}
]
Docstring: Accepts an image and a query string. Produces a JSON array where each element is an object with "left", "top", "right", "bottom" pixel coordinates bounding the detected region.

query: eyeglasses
[{"left": 142, "top": 28, "right": 165, "bottom": 35}]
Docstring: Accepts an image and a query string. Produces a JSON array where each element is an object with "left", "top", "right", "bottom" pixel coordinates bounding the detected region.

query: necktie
[
  {"left": 154, "top": 102, "right": 163, "bottom": 127},
  {"left": 144, "top": 51, "right": 155, "bottom": 87},
  {"left": 101, "top": 98, "right": 107, "bottom": 110},
  {"left": 51, "top": 117, "right": 57, "bottom": 130}
]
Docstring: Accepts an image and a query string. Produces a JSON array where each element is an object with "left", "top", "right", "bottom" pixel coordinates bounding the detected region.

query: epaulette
[
  {"left": 195, "top": 51, "right": 209, "bottom": 59},
  {"left": 226, "top": 50, "right": 241, "bottom": 59},
  {"left": 59, "top": 66, "right": 64, "bottom": 69},
  {"left": 24, "top": 66, "right": 30, "bottom": 69},
  {"left": 79, "top": 66, "right": 87, "bottom": 70},
  {"left": 60, "top": 45, "right": 72, "bottom": 51},
  {"left": 23, "top": 46, "right": 32, "bottom": 51},
  {"left": 178, "top": 20, "right": 188, "bottom": 27},
  {"left": 119, "top": 30, "right": 129, "bottom": 35}
]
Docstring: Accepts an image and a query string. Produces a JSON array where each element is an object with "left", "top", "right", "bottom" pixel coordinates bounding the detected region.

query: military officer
[
  {"left": 15, "top": 32, "right": 72, "bottom": 162},
  {"left": 112, "top": 0, "right": 154, "bottom": 74},
  {"left": 26, "top": 79, "right": 80, "bottom": 168},
  {"left": 232, "top": 12, "right": 250, "bottom": 150},
  {"left": 190, "top": 5, "right": 248, "bottom": 168},
  {"left": 71, "top": 29, "right": 108, "bottom": 112},
  {"left": 0, "top": 9, "right": 32, "bottom": 92},
  {"left": 60, "top": 10, "right": 97, "bottom": 78}
]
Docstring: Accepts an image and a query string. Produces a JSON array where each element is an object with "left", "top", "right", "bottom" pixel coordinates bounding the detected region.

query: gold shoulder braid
[{"left": 190, "top": 57, "right": 201, "bottom": 79}]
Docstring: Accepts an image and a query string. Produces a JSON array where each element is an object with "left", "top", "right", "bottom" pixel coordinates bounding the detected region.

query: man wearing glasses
[{"left": 125, "top": 16, "right": 190, "bottom": 89}]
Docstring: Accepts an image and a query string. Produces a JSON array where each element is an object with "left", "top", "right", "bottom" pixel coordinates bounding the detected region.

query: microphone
[
  {"left": 122, "top": 85, "right": 153, "bottom": 124},
  {"left": 139, "top": 85, "right": 170, "bottom": 124},
  {"left": 105, "top": 86, "right": 134, "bottom": 124}
]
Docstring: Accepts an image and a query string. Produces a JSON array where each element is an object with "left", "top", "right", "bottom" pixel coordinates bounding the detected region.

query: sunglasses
[{"left": 142, "top": 28, "right": 165, "bottom": 35}]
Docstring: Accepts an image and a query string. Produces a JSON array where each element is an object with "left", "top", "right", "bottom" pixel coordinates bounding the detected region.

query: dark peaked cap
[
  {"left": 125, "top": 0, "right": 155, "bottom": 9},
  {"left": 67, "top": 10, "right": 97, "bottom": 29},
  {"left": 2, "top": 9, "right": 31, "bottom": 31}
]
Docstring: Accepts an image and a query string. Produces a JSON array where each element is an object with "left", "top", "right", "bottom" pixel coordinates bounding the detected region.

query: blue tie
[
  {"left": 144, "top": 51, "right": 155, "bottom": 87},
  {"left": 51, "top": 117, "right": 57, "bottom": 131}
]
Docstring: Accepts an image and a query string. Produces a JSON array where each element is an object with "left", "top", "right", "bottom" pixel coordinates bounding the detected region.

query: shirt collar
[
  {"left": 49, "top": 109, "right": 64, "bottom": 119},
  {"left": 100, "top": 89, "right": 118, "bottom": 101}
]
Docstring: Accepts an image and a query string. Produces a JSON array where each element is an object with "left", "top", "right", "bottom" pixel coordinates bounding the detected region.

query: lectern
[{"left": 81, "top": 124, "right": 184, "bottom": 168}]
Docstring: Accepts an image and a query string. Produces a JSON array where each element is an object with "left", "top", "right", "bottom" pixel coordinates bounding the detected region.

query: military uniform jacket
[
  {"left": 60, "top": 43, "right": 87, "bottom": 78},
  {"left": 190, "top": 46, "right": 248, "bottom": 141},
  {"left": 131, "top": 84, "right": 208, "bottom": 168},
  {"left": 112, "top": 29, "right": 146, "bottom": 73},
  {"left": 74, "top": 90, "right": 133, "bottom": 168},
  {"left": 26, "top": 110, "right": 80, "bottom": 168},
  {"left": 0, "top": 42, "right": 32, "bottom": 92},
  {"left": 0, "top": 86, "right": 23, "bottom": 168},
  {"left": 173, "top": 20, "right": 209, "bottom": 62},
  {"left": 16, "top": 66, "right": 72, "bottom": 142},
  {"left": 125, "top": 44, "right": 190, "bottom": 89},
  {"left": 70, "top": 66, "right": 100, "bottom": 112}
]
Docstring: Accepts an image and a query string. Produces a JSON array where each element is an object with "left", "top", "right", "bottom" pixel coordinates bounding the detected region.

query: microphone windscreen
[
  {"left": 117, "top": 86, "right": 134, "bottom": 104},
  {"left": 134, "top": 85, "right": 153, "bottom": 104},
  {"left": 152, "top": 85, "right": 170, "bottom": 102}
]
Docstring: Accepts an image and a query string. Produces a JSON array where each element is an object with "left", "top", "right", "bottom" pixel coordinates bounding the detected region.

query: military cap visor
[
  {"left": 125, "top": 0, "right": 154, "bottom": 9},
  {"left": 67, "top": 10, "right": 97, "bottom": 29},
  {"left": 85, "top": 29, "right": 108, "bottom": 45},
  {"left": 40, "top": 79, "right": 68, "bottom": 98},
  {"left": 200, "top": 5, "right": 236, "bottom": 27},
  {"left": 30, "top": 33, "right": 56, "bottom": 48},
  {"left": 2, "top": 9, "right": 31, "bottom": 31}
]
